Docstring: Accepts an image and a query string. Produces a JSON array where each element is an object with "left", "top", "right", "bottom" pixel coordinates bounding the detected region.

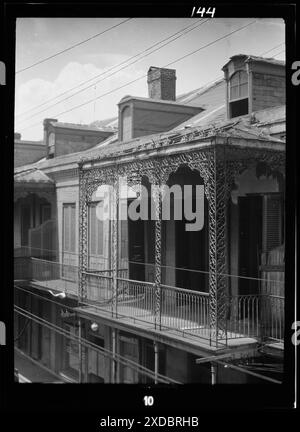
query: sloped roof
[
  {"left": 14, "top": 169, "right": 54, "bottom": 184},
  {"left": 50, "top": 121, "right": 114, "bottom": 133},
  {"left": 14, "top": 139, "right": 44, "bottom": 146},
  {"left": 222, "top": 54, "right": 285, "bottom": 70}
]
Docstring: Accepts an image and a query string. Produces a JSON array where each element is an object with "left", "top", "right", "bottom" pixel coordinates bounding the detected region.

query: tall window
[
  {"left": 63, "top": 203, "right": 76, "bottom": 253},
  {"left": 88, "top": 202, "right": 104, "bottom": 256},
  {"left": 121, "top": 106, "right": 131, "bottom": 141},
  {"left": 229, "top": 70, "right": 249, "bottom": 118}
]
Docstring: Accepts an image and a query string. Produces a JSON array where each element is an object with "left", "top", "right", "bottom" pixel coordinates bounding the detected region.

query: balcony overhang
[
  {"left": 14, "top": 169, "right": 55, "bottom": 202},
  {"left": 74, "top": 304, "right": 259, "bottom": 359},
  {"left": 78, "top": 121, "right": 285, "bottom": 172}
]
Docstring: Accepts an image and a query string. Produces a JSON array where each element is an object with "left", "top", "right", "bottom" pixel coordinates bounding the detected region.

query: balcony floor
[{"left": 29, "top": 277, "right": 260, "bottom": 352}]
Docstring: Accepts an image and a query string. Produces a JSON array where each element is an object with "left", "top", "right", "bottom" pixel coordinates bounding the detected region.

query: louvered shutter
[{"left": 262, "top": 194, "right": 283, "bottom": 253}]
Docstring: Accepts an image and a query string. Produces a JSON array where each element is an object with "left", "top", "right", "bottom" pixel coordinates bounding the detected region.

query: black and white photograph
[{"left": 0, "top": 1, "right": 298, "bottom": 418}]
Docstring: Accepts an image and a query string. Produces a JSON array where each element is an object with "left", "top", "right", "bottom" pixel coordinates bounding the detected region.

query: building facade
[{"left": 14, "top": 54, "right": 285, "bottom": 384}]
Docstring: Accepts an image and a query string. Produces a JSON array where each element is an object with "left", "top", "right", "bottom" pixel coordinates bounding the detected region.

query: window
[
  {"left": 229, "top": 70, "right": 249, "bottom": 118},
  {"left": 63, "top": 204, "right": 76, "bottom": 253},
  {"left": 121, "top": 106, "right": 131, "bottom": 141},
  {"left": 119, "top": 335, "right": 139, "bottom": 383},
  {"left": 88, "top": 202, "right": 104, "bottom": 256},
  {"left": 48, "top": 132, "right": 55, "bottom": 156},
  {"left": 40, "top": 204, "right": 51, "bottom": 225}
]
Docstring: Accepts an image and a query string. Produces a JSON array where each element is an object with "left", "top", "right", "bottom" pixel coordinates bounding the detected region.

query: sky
[{"left": 14, "top": 17, "right": 285, "bottom": 141}]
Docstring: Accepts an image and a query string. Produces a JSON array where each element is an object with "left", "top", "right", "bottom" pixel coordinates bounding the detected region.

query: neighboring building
[
  {"left": 14, "top": 133, "right": 46, "bottom": 168},
  {"left": 14, "top": 55, "right": 285, "bottom": 384}
]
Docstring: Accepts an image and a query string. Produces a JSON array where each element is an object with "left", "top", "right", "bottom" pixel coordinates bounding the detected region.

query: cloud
[{"left": 15, "top": 60, "right": 146, "bottom": 140}]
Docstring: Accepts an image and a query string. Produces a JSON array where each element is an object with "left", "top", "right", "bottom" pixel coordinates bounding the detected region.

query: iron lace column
[
  {"left": 111, "top": 173, "right": 119, "bottom": 318},
  {"left": 152, "top": 181, "right": 162, "bottom": 330},
  {"left": 207, "top": 144, "right": 229, "bottom": 347},
  {"left": 79, "top": 168, "right": 88, "bottom": 302}
]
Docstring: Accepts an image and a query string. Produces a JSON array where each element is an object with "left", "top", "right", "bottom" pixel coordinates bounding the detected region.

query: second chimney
[{"left": 147, "top": 67, "right": 176, "bottom": 101}]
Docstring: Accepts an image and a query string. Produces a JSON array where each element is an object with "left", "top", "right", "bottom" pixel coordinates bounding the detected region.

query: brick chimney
[{"left": 147, "top": 67, "right": 176, "bottom": 101}]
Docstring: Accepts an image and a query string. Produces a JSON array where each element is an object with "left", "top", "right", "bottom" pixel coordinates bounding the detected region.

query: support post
[
  {"left": 154, "top": 341, "right": 159, "bottom": 384},
  {"left": 78, "top": 317, "right": 82, "bottom": 383},
  {"left": 153, "top": 182, "right": 162, "bottom": 330},
  {"left": 112, "top": 328, "right": 117, "bottom": 383},
  {"left": 112, "top": 174, "right": 119, "bottom": 317},
  {"left": 211, "top": 362, "right": 217, "bottom": 385},
  {"left": 78, "top": 168, "right": 88, "bottom": 302},
  {"left": 207, "top": 145, "right": 229, "bottom": 347}
]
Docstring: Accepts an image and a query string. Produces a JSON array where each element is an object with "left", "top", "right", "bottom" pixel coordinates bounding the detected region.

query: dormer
[
  {"left": 43, "top": 118, "right": 114, "bottom": 158},
  {"left": 118, "top": 67, "right": 203, "bottom": 142},
  {"left": 222, "top": 54, "right": 285, "bottom": 120}
]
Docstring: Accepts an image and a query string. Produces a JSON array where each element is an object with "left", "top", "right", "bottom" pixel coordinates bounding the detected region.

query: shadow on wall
[{"left": 0, "top": 321, "right": 6, "bottom": 345}]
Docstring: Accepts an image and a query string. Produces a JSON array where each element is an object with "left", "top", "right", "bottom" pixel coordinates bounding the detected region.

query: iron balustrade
[
  {"left": 14, "top": 256, "right": 285, "bottom": 343},
  {"left": 227, "top": 294, "right": 260, "bottom": 339}
]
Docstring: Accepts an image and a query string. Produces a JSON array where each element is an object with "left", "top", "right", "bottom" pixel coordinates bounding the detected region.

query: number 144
[{"left": 191, "top": 7, "right": 216, "bottom": 18}]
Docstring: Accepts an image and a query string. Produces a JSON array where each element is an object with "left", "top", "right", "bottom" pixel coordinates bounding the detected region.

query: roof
[
  {"left": 14, "top": 104, "right": 285, "bottom": 174},
  {"left": 222, "top": 54, "right": 285, "bottom": 70},
  {"left": 49, "top": 121, "right": 115, "bottom": 133},
  {"left": 14, "top": 53, "right": 286, "bottom": 173},
  {"left": 91, "top": 117, "right": 118, "bottom": 129},
  {"left": 14, "top": 169, "right": 54, "bottom": 184},
  {"left": 14, "top": 139, "right": 44, "bottom": 146},
  {"left": 77, "top": 110, "right": 285, "bottom": 164}
]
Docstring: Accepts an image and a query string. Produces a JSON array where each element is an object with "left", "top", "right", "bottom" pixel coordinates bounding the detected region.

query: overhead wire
[
  {"left": 15, "top": 18, "right": 133, "bottom": 74},
  {"left": 16, "top": 18, "right": 209, "bottom": 120},
  {"left": 14, "top": 304, "right": 180, "bottom": 384},
  {"left": 18, "top": 19, "right": 258, "bottom": 133}
]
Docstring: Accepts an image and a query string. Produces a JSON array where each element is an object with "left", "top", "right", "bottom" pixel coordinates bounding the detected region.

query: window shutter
[
  {"left": 63, "top": 204, "right": 76, "bottom": 253},
  {"left": 97, "top": 216, "right": 104, "bottom": 255},
  {"left": 63, "top": 205, "right": 70, "bottom": 252},
  {"left": 70, "top": 205, "right": 76, "bottom": 252},
  {"left": 89, "top": 204, "right": 96, "bottom": 255},
  {"left": 263, "top": 194, "right": 283, "bottom": 253}
]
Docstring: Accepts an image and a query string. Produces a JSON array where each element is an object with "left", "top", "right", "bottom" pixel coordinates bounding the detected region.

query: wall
[
  {"left": 14, "top": 202, "right": 21, "bottom": 248},
  {"left": 165, "top": 346, "right": 190, "bottom": 382},
  {"left": 229, "top": 166, "right": 280, "bottom": 296},
  {"left": 118, "top": 98, "right": 203, "bottom": 141},
  {"left": 55, "top": 174, "right": 79, "bottom": 267},
  {"left": 14, "top": 142, "right": 46, "bottom": 167},
  {"left": 55, "top": 132, "right": 101, "bottom": 157},
  {"left": 48, "top": 127, "right": 113, "bottom": 158},
  {"left": 252, "top": 72, "right": 285, "bottom": 112}
]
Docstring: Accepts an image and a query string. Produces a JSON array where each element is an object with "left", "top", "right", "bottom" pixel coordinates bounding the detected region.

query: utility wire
[
  {"left": 14, "top": 305, "right": 180, "bottom": 383},
  {"left": 272, "top": 49, "right": 285, "bottom": 58},
  {"left": 260, "top": 43, "right": 285, "bottom": 56},
  {"left": 14, "top": 318, "right": 31, "bottom": 341},
  {"left": 13, "top": 294, "right": 281, "bottom": 384},
  {"left": 16, "top": 19, "right": 209, "bottom": 120},
  {"left": 15, "top": 18, "right": 132, "bottom": 74},
  {"left": 20, "top": 248, "right": 284, "bottom": 284},
  {"left": 18, "top": 19, "right": 257, "bottom": 133}
]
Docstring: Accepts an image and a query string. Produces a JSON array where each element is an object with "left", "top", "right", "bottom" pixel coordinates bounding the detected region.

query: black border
[{"left": 0, "top": 0, "right": 298, "bottom": 418}]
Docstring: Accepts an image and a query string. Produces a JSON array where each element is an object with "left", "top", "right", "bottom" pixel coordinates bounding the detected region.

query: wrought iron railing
[
  {"left": 14, "top": 256, "right": 285, "bottom": 344},
  {"left": 160, "top": 284, "right": 210, "bottom": 338},
  {"left": 227, "top": 294, "right": 261, "bottom": 339}
]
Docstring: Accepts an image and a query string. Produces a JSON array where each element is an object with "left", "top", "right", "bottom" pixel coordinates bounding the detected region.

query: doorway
[{"left": 238, "top": 195, "right": 263, "bottom": 295}]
